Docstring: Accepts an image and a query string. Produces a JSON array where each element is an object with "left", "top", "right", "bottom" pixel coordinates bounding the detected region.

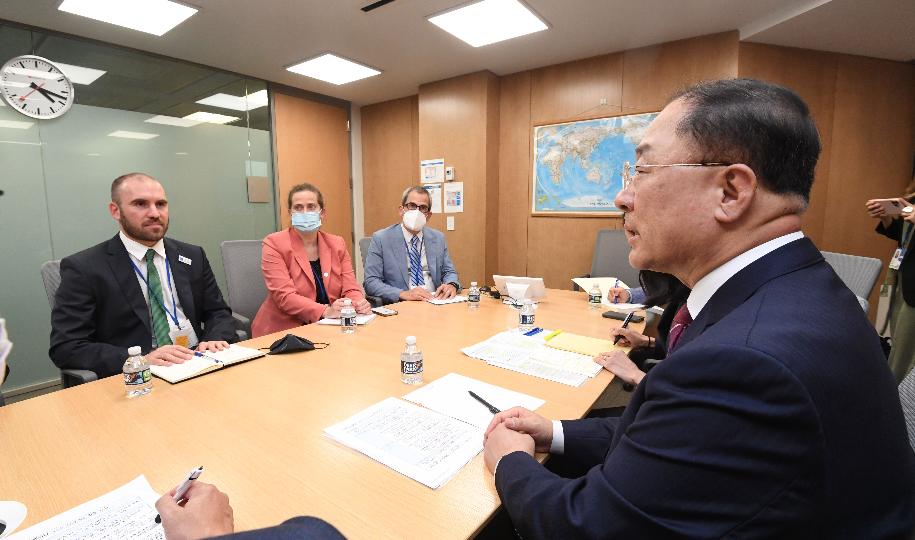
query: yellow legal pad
[{"left": 544, "top": 331, "right": 625, "bottom": 357}]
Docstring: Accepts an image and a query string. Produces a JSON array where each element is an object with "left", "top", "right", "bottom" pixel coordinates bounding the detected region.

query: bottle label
[
  {"left": 124, "top": 368, "right": 150, "bottom": 386},
  {"left": 468, "top": 292, "right": 481, "bottom": 302},
  {"left": 589, "top": 293, "right": 601, "bottom": 303},
  {"left": 342, "top": 315, "right": 356, "bottom": 326},
  {"left": 520, "top": 314, "right": 535, "bottom": 325},
  {"left": 402, "top": 358, "right": 423, "bottom": 375}
]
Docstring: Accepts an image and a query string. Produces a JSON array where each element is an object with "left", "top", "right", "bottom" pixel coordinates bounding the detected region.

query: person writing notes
[
  {"left": 482, "top": 79, "right": 914, "bottom": 538},
  {"left": 50, "top": 173, "right": 235, "bottom": 378},
  {"left": 252, "top": 183, "right": 371, "bottom": 337},
  {"left": 363, "top": 186, "right": 460, "bottom": 304}
]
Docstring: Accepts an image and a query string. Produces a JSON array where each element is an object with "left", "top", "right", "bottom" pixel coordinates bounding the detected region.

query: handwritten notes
[{"left": 324, "top": 398, "right": 482, "bottom": 489}]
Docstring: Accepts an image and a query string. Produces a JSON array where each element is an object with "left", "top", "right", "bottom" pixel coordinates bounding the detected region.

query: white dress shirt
[
  {"left": 547, "top": 231, "right": 805, "bottom": 455},
  {"left": 401, "top": 226, "right": 434, "bottom": 292},
  {"left": 119, "top": 231, "right": 197, "bottom": 348}
]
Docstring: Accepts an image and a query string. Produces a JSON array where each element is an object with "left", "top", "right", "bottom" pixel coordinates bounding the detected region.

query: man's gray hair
[{"left": 401, "top": 185, "right": 431, "bottom": 205}]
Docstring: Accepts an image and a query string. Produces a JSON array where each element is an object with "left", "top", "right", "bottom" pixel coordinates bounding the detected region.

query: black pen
[
  {"left": 468, "top": 390, "right": 500, "bottom": 414},
  {"left": 613, "top": 312, "right": 635, "bottom": 345}
]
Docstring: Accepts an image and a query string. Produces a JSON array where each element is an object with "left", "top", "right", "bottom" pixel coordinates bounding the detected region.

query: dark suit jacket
[
  {"left": 50, "top": 235, "right": 237, "bottom": 378},
  {"left": 877, "top": 218, "right": 914, "bottom": 306},
  {"left": 496, "top": 238, "right": 915, "bottom": 539},
  {"left": 211, "top": 516, "right": 345, "bottom": 539}
]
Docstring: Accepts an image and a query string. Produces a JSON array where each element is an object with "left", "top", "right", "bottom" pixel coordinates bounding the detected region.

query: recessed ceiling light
[
  {"left": 196, "top": 89, "right": 268, "bottom": 111},
  {"left": 428, "top": 0, "right": 548, "bottom": 47},
  {"left": 145, "top": 115, "right": 202, "bottom": 127},
  {"left": 87, "top": 153, "right": 101, "bottom": 156},
  {"left": 175, "top": 152, "right": 189, "bottom": 155},
  {"left": 54, "top": 62, "right": 106, "bottom": 85},
  {"left": 108, "top": 130, "right": 159, "bottom": 140},
  {"left": 286, "top": 54, "right": 381, "bottom": 85},
  {"left": 0, "top": 120, "right": 34, "bottom": 129},
  {"left": 58, "top": 0, "right": 198, "bottom": 37},
  {"left": 183, "top": 111, "right": 239, "bottom": 124}
]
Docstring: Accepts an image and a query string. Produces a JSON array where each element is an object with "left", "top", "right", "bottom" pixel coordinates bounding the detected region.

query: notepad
[
  {"left": 149, "top": 344, "right": 265, "bottom": 384},
  {"left": 317, "top": 313, "right": 376, "bottom": 325},
  {"left": 545, "top": 331, "right": 623, "bottom": 357}
]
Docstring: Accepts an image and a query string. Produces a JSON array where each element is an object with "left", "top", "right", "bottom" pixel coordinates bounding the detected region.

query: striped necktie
[
  {"left": 666, "top": 304, "right": 692, "bottom": 353},
  {"left": 409, "top": 236, "right": 423, "bottom": 289},
  {"left": 146, "top": 249, "right": 173, "bottom": 346}
]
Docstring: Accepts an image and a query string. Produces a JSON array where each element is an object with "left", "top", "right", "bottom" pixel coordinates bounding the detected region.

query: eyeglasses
[
  {"left": 403, "top": 202, "right": 431, "bottom": 213},
  {"left": 621, "top": 160, "right": 730, "bottom": 190}
]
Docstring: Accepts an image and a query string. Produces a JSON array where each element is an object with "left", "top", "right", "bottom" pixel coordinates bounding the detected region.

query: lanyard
[
  {"left": 902, "top": 220, "right": 913, "bottom": 250},
  {"left": 130, "top": 256, "right": 180, "bottom": 327}
]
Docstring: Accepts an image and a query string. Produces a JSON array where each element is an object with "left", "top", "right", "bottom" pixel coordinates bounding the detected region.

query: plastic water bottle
[
  {"left": 588, "top": 284, "right": 603, "bottom": 309},
  {"left": 340, "top": 298, "right": 356, "bottom": 334},
  {"left": 519, "top": 299, "right": 535, "bottom": 333},
  {"left": 468, "top": 281, "right": 481, "bottom": 310},
  {"left": 123, "top": 346, "right": 152, "bottom": 398},
  {"left": 400, "top": 336, "right": 424, "bottom": 385}
]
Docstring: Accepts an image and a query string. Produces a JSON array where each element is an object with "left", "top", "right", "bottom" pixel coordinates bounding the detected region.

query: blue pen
[{"left": 523, "top": 327, "right": 543, "bottom": 336}]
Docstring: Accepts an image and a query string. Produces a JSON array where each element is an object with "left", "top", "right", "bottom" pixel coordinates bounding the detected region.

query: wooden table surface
[{"left": 0, "top": 289, "right": 638, "bottom": 538}]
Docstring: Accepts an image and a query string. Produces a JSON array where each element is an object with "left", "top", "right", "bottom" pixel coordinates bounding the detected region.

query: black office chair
[{"left": 40, "top": 260, "right": 98, "bottom": 388}]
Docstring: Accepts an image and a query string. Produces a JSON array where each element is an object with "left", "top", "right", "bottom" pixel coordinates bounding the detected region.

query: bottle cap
[
  {"left": 405, "top": 335, "right": 416, "bottom": 345},
  {"left": 343, "top": 298, "right": 352, "bottom": 305},
  {"left": 471, "top": 281, "right": 477, "bottom": 287},
  {"left": 128, "top": 346, "right": 141, "bottom": 356}
]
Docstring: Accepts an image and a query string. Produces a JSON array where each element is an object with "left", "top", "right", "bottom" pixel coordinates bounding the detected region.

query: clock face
[{"left": 1, "top": 55, "right": 75, "bottom": 120}]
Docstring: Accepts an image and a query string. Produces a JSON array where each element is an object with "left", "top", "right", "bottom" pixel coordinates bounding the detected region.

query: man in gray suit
[{"left": 364, "top": 186, "right": 461, "bottom": 304}]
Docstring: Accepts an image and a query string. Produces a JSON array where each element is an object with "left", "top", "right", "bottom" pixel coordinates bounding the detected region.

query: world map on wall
[{"left": 532, "top": 112, "right": 658, "bottom": 214}]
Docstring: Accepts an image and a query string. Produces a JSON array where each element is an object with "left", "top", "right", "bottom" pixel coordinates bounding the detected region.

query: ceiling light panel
[
  {"left": 196, "top": 89, "right": 268, "bottom": 111},
  {"left": 54, "top": 62, "right": 106, "bottom": 85},
  {"left": 428, "top": 0, "right": 548, "bottom": 47},
  {"left": 183, "top": 111, "right": 239, "bottom": 124},
  {"left": 108, "top": 130, "right": 159, "bottom": 140},
  {"left": 58, "top": 0, "right": 198, "bottom": 37},
  {"left": 145, "top": 115, "right": 201, "bottom": 127},
  {"left": 286, "top": 54, "right": 381, "bottom": 85}
]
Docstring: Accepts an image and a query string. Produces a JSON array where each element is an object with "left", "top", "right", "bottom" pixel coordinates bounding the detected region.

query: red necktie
[{"left": 666, "top": 304, "right": 693, "bottom": 353}]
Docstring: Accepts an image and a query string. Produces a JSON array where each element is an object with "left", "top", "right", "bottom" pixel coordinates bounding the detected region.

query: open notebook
[{"left": 150, "top": 344, "right": 265, "bottom": 384}]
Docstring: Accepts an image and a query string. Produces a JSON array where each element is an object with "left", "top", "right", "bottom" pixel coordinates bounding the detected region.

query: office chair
[
  {"left": 220, "top": 240, "right": 269, "bottom": 340},
  {"left": 358, "top": 237, "right": 384, "bottom": 307},
  {"left": 820, "top": 251, "right": 883, "bottom": 311},
  {"left": 573, "top": 229, "right": 641, "bottom": 291},
  {"left": 899, "top": 368, "right": 915, "bottom": 452},
  {"left": 40, "top": 260, "right": 99, "bottom": 388}
]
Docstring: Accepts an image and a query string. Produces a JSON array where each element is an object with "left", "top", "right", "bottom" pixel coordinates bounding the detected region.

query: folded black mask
[{"left": 266, "top": 334, "right": 328, "bottom": 354}]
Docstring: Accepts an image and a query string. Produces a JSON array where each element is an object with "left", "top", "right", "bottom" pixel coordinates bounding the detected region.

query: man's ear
[
  {"left": 714, "top": 164, "right": 757, "bottom": 223},
  {"left": 109, "top": 201, "right": 121, "bottom": 221}
]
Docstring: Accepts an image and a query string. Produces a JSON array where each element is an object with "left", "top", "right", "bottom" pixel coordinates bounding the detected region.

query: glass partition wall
[{"left": 0, "top": 23, "right": 276, "bottom": 392}]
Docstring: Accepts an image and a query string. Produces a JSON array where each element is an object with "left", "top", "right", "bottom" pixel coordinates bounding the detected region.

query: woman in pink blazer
[{"left": 252, "top": 183, "right": 372, "bottom": 337}]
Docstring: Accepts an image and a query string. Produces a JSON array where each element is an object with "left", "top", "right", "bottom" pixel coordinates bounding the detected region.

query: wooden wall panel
[
  {"left": 484, "top": 78, "right": 501, "bottom": 282},
  {"left": 273, "top": 92, "right": 353, "bottom": 253},
  {"left": 738, "top": 43, "right": 838, "bottom": 247},
  {"left": 418, "top": 72, "right": 500, "bottom": 287},
  {"left": 622, "top": 31, "right": 739, "bottom": 114},
  {"left": 531, "top": 53, "right": 623, "bottom": 126},
  {"left": 361, "top": 96, "right": 419, "bottom": 237},
  {"left": 497, "top": 72, "right": 532, "bottom": 278}
]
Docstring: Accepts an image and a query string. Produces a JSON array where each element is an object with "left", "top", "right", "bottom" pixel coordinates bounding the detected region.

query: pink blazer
[{"left": 251, "top": 228, "right": 364, "bottom": 337}]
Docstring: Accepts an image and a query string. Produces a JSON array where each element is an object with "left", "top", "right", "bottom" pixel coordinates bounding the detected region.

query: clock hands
[
  {"left": 19, "top": 81, "right": 45, "bottom": 101},
  {"left": 29, "top": 82, "right": 67, "bottom": 103}
]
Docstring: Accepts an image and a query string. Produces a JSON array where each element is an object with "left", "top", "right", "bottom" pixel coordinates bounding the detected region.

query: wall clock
[{"left": 1, "top": 55, "right": 75, "bottom": 120}]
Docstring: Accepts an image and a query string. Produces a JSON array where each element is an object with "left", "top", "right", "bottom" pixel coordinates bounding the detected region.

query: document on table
[
  {"left": 461, "top": 331, "right": 602, "bottom": 387},
  {"left": 403, "top": 373, "right": 544, "bottom": 429},
  {"left": 324, "top": 397, "right": 483, "bottom": 489},
  {"left": 425, "top": 295, "right": 467, "bottom": 305},
  {"left": 9, "top": 475, "right": 163, "bottom": 540},
  {"left": 317, "top": 313, "right": 376, "bottom": 325}
]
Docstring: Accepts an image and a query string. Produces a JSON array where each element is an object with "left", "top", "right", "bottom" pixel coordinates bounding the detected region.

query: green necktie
[{"left": 146, "top": 249, "right": 173, "bottom": 346}]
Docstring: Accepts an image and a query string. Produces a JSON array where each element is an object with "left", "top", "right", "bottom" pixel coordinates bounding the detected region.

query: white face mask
[{"left": 402, "top": 209, "right": 426, "bottom": 232}]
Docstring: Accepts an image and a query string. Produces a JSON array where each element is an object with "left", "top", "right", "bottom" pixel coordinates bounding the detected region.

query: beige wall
[{"left": 360, "top": 32, "right": 915, "bottom": 314}]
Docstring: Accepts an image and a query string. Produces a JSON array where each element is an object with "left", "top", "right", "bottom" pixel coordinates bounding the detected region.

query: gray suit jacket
[{"left": 363, "top": 224, "right": 460, "bottom": 304}]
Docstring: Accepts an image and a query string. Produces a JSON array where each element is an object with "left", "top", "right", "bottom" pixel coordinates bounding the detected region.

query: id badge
[
  {"left": 889, "top": 248, "right": 905, "bottom": 270},
  {"left": 169, "top": 323, "right": 193, "bottom": 348}
]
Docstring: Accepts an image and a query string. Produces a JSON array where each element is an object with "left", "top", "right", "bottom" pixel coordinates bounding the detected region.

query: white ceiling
[{"left": 0, "top": 0, "right": 912, "bottom": 106}]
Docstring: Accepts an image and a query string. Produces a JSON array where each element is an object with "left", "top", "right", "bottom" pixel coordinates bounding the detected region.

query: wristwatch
[{"left": 449, "top": 282, "right": 461, "bottom": 293}]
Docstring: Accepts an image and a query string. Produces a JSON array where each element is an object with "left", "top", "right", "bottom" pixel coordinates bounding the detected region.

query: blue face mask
[{"left": 291, "top": 211, "right": 321, "bottom": 232}]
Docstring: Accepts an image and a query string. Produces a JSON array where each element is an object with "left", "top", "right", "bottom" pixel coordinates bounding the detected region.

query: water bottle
[
  {"left": 519, "top": 299, "right": 535, "bottom": 333},
  {"left": 588, "top": 284, "right": 603, "bottom": 309},
  {"left": 340, "top": 298, "right": 356, "bottom": 334},
  {"left": 123, "top": 346, "right": 152, "bottom": 398},
  {"left": 400, "top": 336, "right": 424, "bottom": 385},
  {"left": 468, "top": 281, "right": 481, "bottom": 310}
]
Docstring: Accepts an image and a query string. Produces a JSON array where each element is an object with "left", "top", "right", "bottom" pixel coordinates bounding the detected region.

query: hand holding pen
[{"left": 613, "top": 313, "right": 635, "bottom": 345}]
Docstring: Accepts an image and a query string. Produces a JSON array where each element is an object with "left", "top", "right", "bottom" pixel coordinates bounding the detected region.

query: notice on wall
[
  {"left": 420, "top": 158, "right": 445, "bottom": 183},
  {"left": 424, "top": 183, "right": 443, "bottom": 214},
  {"left": 444, "top": 182, "right": 464, "bottom": 213}
]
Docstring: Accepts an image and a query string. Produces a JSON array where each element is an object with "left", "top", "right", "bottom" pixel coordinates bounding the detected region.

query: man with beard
[{"left": 50, "top": 173, "right": 236, "bottom": 378}]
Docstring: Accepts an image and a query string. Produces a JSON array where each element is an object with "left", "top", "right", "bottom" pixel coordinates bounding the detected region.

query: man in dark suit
[
  {"left": 363, "top": 186, "right": 460, "bottom": 304},
  {"left": 50, "top": 173, "right": 236, "bottom": 378},
  {"left": 483, "top": 79, "right": 915, "bottom": 538}
]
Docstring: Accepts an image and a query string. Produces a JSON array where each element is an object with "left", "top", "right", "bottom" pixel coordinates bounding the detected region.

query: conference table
[{"left": 0, "top": 288, "right": 640, "bottom": 538}]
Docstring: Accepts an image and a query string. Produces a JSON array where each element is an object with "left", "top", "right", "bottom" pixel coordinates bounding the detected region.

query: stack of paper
[
  {"left": 545, "top": 332, "right": 624, "bottom": 357},
  {"left": 317, "top": 313, "right": 376, "bottom": 325},
  {"left": 425, "top": 295, "right": 468, "bottom": 305},
  {"left": 461, "top": 331, "right": 604, "bottom": 387}
]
